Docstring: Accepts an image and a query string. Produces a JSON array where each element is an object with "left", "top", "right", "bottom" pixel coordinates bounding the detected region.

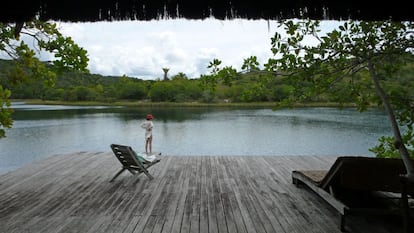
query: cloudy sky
[{"left": 19, "top": 19, "right": 341, "bottom": 80}]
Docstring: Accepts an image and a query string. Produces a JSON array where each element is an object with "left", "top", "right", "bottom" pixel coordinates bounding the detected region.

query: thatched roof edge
[{"left": 1, "top": 0, "right": 413, "bottom": 23}]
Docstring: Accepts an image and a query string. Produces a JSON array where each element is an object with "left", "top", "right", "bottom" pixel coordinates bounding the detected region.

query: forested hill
[{"left": 1, "top": 58, "right": 413, "bottom": 104}]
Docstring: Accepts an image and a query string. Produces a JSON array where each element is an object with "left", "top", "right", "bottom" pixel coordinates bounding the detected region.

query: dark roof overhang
[{"left": 1, "top": 0, "right": 413, "bottom": 23}]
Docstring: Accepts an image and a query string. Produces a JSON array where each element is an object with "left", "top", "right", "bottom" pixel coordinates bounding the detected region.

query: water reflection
[{"left": 1, "top": 104, "right": 390, "bottom": 174}]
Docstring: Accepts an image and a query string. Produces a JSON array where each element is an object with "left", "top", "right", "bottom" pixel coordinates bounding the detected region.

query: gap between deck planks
[{"left": 0, "top": 152, "right": 406, "bottom": 233}]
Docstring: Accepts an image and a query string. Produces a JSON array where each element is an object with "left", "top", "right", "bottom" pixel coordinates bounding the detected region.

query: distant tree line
[{"left": 0, "top": 58, "right": 413, "bottom": 104}]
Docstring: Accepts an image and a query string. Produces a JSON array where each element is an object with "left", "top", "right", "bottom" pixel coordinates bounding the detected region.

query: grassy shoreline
[{"left": 14, "top": 99, "right": 363, "bottom": 108}]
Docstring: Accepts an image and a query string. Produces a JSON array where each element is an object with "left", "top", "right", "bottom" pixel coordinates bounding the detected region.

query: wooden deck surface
[{"left": 0, "top": 152, "right": 407, "bottom": 233}]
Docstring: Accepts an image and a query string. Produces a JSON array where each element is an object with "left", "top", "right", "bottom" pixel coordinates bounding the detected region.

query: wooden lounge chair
[
  {"left": 110, "top": 144, "right": 160, "bottom": 182},
  {"left": 292, "top": 156, "right": 414, "bottom": 232}
]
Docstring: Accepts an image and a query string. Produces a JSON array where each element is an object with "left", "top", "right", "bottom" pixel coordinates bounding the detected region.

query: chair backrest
[
  {"left": 110, "top": 144, "right": 140, "bottom": 168},
  {"left": 321, "top": 156, "right": 413, "bottom": 193}
]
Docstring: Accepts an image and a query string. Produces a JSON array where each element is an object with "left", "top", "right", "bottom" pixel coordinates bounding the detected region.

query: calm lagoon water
[{"left": 0, "top": 102, "right": 391, "bottom": 174}]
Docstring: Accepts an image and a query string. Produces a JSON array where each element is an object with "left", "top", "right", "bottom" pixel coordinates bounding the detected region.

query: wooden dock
[{"left": 0, "top": 152, "right": 406, "bottom": 233}]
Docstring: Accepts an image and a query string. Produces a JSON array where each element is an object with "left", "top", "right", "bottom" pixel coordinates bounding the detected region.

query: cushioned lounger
[
  {"left": 292, "top": 156, "right": 413, "bottom": 232},
  {"left": 110, "top": 144, "right": 161, "bottom": 181}
]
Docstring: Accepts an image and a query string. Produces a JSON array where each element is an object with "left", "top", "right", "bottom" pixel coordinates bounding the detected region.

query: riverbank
[{"left": 16, "top": 99, "right": 362, "bottom": 108}]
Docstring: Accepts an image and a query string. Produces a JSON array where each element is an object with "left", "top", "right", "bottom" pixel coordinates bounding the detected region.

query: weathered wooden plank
[
  {"left": 157, "top": 156, "right": 187, "bottom": 233},
  {"left": 167, "top": 156, "right": 192, "bottom": 233},
  {"left": 253, "top": 156, "right": 331, "bottom": 233},
  {"left": 132, "top": 157, "right": 173, "bottom": 233},
  {"left": 211, "top": 156, "right": 230, "bottom": 233},
  {"left": 213, "top": 159, "right": 235, "bottom": 233},
  {"left": 147, "top": 157, "right": 185, "bottom": 233},
  {"left": 190, "top": 156, "right": 202, "bottom": 233},
  {"left": 0, "top": 152, "right": 407, "bottom": 233},
  {"left": 223, "top": 157, "right": 258, "bottom": 233},
  {"left": 204, "top": 156, "right": 219, "bottom": 233},
  {"left": 198, "top": 156, "right": 209, "bottom": 233},
  {"left": 239, "top": 157, "right": 289, "bottom": 233},
  {"left": 230, "top": 158, "right": 276, "bottom": 233}
]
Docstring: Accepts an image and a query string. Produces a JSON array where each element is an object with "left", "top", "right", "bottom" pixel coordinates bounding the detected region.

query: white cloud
[
  {"left": 1, "top": 19, "right": 342, "bottom": 80},
  {"left": 55, "top": 18, "right": 286, "bottom": 79}
]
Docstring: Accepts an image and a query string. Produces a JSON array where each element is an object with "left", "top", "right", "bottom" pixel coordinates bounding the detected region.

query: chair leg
[
  {"left": 340, "top": 214, "right": 346, "bottom": 232},
  {"left": 401, "top": 178, "right": 409, "bottom": 233},
  {"left": 126, "top": 168, "right": 154, "bottom": 180},
  {"left": 110, "top": 168, "right": 126, "bottom": 182},
  {"left": 142, "top": 170, "right": 154, "bottom": 180}
]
